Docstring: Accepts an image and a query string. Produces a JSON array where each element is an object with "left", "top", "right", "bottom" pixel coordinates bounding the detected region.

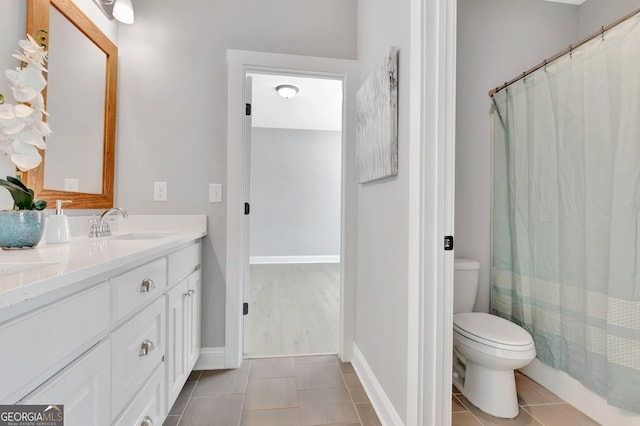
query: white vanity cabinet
[
  {"left": 0, "top": 283, "right": 111, "bottom": 404},
  {"left": 166, "top": 244, "right": 202, "bottom": 410},
  {"left": 0, "top": 236, "right": 204, "bottom": 426},
  {"left": 21, "top": 339, "right": 111, "bottom": 425}
]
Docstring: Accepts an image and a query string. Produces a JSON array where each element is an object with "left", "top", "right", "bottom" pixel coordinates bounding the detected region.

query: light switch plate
[
  {"left": 154, "top": 181, "right": 167, "bottom": 201},
  {"left": 209, "top": 183, "right": 222, "bottom": 203}
]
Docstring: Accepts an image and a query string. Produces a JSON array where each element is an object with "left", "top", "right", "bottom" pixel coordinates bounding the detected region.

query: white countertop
[{"left": 0, "top": 215, "right": 207, "bottom": 310}]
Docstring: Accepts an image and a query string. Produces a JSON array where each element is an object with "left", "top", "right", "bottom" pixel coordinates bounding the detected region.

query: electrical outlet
[
  {"left": 154, "top": 181, "right": 167, "bottom": 201},
  {"left": 64, "top": 178, "right": 79, "bottom": 192},
  {"left": 209, "top": 183, "right": 222, "bottom": 203}
]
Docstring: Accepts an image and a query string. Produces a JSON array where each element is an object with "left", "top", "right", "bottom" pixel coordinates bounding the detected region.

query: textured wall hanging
[{"left": 356, "top": 47, "right": 399, "bottom": 183}]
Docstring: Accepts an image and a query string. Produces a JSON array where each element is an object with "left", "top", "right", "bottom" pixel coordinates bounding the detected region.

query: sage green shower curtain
[{"left": 491, "top": 14, "right": 640, "bottom": 413}]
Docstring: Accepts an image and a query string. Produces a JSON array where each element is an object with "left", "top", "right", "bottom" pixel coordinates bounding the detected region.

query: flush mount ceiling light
[
  {"left": 95, "top": 0, "right": 135, "bottom": 24},
  {"left": 276, "top": 84, "right": 299, "bottom": 99}
]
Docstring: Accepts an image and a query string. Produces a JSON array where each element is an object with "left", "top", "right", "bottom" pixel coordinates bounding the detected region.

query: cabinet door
[
  {"left": 21, "top": 340, "right": 110, "bottom": 426},
  {"left": 166, "top": 278, "right": 189, "bottom": 410},
  {"left": 186, "top": 269, "right": 202, "bottom": 371}
]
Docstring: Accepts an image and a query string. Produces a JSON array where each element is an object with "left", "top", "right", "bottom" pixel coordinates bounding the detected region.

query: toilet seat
[{"left": 453, "top": 312, "right": 534, "bottom": 351}]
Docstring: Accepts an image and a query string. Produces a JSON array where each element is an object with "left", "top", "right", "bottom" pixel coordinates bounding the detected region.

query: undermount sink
[
  {"left": 0, "top": 262, "right": 58, "bottom": 277},
  {"left": 108, "top": 232, "right": 175, "bottom": 241}
]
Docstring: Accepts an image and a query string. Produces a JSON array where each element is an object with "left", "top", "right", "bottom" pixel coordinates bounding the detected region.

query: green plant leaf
[
  {"left": 0, "top": 178, "right": 34, "bottom": 210},
  {"left": 6, "top": 176, "right": 29, "bottom": 192}
]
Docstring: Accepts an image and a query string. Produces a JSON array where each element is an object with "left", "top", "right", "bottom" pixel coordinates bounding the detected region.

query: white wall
[
  {"left": 116, "top": 0, "right": 357, "bottom": 347},
  {"left": 455, "top": 0, "right": 578, "bottom": 313},
  {"left": 356, "top": 0, "right": 412, "bottom": 421},
  {"left": 250, "top": 128, "right": 341, "bottom": 259}
]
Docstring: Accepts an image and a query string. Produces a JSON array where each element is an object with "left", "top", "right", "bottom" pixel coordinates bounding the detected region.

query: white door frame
[
  {"left": 407, "top": 0, "right": 456, "bottom": 424},
  {"left": 225, "top": 50, "right": 358, "bottom": 368}
]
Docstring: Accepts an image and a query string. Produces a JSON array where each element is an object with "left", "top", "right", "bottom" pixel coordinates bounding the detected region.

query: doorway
[
  {"left": 225, "top": 49, "right": 358, "bottom": 369},
  {"left": 244, "top": 73, "right": 343, "bottom": 357}
]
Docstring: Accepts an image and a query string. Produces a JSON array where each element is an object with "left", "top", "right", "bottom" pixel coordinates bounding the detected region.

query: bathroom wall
[
  {"left": 356, "top": 0, "right": 412, "bottom": 421},
  {"left": 115, "top": 0, "right": 357, "bottom": 348},
  {"left": 455, "top": 0, "right": 578, "bottom": 313},
  {"left": 579, "top": 0, "right": 640, "bottom": 38},
  {"left": 249, "top": 128, "right": 341, "bottom": 260}
]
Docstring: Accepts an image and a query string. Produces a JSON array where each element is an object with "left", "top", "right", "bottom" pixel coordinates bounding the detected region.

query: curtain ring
[
  {"left": 569, "top": 44, "right": 573, "bottom": 58},
  {"left": 601, "top": 26, "right": 605, "bottom": 41},
  {"left": 543, "top": 59, "right": 548, "bottom": 72}
]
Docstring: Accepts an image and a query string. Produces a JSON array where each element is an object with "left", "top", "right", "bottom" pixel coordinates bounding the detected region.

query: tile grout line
[
  {"left": 339, "top": 359, "right": 364, "bottom": 426},
  {"left": 519, "top": 405, "right": 547, "bottom": 426},
  {"left": 452, "top": 394, "right": 485, "bottom": 426},
  {"left": 236, "top": 360, "right": 252, "bottom": 426},
  {"left": 176, "top": 372, "right": 200, "bottom": 426}
]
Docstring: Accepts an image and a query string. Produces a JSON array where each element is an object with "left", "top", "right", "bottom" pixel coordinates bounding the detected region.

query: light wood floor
[{"left": 244, "top": 263, "right": 340, "bottom": 357}]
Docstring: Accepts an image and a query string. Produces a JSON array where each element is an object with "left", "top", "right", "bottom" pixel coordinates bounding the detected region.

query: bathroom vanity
[{"left": 0, "top": 215, "right": 206, "bottom": 425}]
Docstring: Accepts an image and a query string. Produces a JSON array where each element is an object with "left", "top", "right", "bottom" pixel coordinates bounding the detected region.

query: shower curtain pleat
[{"left": 491, "top": 14, "right": 640, "bottom": 413}]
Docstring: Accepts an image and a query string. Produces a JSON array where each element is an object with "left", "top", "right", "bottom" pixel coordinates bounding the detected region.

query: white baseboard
[
  {"left": 250, "top": 255, "right": 340, "bottom": 264},
  {"left": 194, "top": 347, "right": 225, "bottom": 370},
  {"left": 521, "top": 359, "right": 640, "bottom": 426},
  {"left": 351, "top": 343, "right": 404, "bottom": 426}
]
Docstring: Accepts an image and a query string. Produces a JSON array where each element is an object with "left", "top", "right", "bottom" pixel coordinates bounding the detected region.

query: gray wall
[
  {"left": 115, "top": 0, "right": 357, "bottom": 347},
  {"left": 455, "top": 0, "right": 578, "bottom": 313},
  {"left": 250, "top": 128, "right": 341, "bottom": 258},
  {"left": 579, "top": 0, "right": 640, "bottom": 38},
  {"left": 357, "top": 0, "right": 411, "bottom": 420}
]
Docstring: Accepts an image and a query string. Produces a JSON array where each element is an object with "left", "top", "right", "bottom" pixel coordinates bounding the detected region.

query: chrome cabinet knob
[
  {"left": 138, "top": 339, "right": 155, "bottom": 356},
  {"left": 139, "top": 278, "right": 156, "bottom": 293},
  {"left": 140, "top": 416, "right": 153, "bottom": 426}
]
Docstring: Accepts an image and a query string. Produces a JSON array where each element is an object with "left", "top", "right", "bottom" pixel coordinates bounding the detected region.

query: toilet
[{"left": 452, "top": 258, "right": 536, "bottom": 419}]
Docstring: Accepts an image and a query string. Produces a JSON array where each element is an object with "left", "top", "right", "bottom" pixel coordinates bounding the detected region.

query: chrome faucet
[{"left": 89, "top": 207, "right": 128, "bottom": 238}]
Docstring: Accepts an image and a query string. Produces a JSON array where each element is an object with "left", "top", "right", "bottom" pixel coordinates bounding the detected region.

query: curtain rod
[{"left": 488, "top": 6, "right": 640, "bottom": 98}]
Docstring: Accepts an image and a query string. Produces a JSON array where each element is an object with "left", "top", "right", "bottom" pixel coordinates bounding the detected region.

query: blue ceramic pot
[{"left": 0, "top": 210, "right": 45, "bottom": 249}]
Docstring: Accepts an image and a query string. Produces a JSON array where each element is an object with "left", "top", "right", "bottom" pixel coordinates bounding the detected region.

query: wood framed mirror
[{"left": 23, "top": 0, "right": 117, "bottom": 209}]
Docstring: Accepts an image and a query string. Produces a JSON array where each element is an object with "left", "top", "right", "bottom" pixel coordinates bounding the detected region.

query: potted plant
[{"left": 0, "top": 33, "right": 51, "bottom": 249}]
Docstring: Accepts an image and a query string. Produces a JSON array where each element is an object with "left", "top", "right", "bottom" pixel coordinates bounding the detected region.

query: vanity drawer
[
  {"left": 168, "top": 241, "right": 201, "bottom": 285},
  {"left": 21, "top": 339, "right": 111, "bottom": 426},
  {"left": 0, "top": 283, "right": 110, "bottom": 403},
  {"left": 113, "top": 364, "right": 165, "bottom": 426},
  {"left": 112, "top": 258, "right": 167, "bottom": 322},
  {"left": 111, "top": 297, "right": 165, "bottom": 418}
]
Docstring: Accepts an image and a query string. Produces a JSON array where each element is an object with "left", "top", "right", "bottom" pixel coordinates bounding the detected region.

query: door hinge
[
  {"left": 244, "top": 202, "right": 250, "bottom": 215},
  {"left": 444, "top": 235, "right": 454, "bottom": 251},
  {"left": 243, "top": 302, "right": 249, "bottom": 315},
  {"left": 245, "top": 103, "right": 252, "bottom": 116}
]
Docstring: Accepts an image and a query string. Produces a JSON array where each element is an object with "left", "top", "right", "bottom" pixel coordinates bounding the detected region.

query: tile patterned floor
[
  {"left": 452, "top": 372, "right": 600, "bottom": 426},
  {"left": 164, "top": 355, "right": 381, "bottom": 426}
]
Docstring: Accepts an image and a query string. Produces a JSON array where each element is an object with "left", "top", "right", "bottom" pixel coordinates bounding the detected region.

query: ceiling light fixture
[
  {"left": 276, "top": 84, "right": 299, "bottom": 99},
  {"left": 95, "top": 0, "right": 135, "bottom": 24}
]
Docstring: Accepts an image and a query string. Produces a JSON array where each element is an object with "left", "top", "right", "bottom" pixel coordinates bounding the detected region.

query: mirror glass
[
  {"left": 24, "top": 0, "right": 117, "bottom": 209},
  {"left": 43, "top": 6, "right": 105, "bottom": 194}
]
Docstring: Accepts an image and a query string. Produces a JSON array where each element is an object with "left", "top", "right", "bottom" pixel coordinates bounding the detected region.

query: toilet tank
[{"left": 453, "top": 258, "right": 480, "bottom": 314}]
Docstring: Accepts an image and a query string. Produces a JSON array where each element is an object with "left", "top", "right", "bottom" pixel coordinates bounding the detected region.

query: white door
[{"left": 241, "top": 75, "right": 252, "bottom": 355}]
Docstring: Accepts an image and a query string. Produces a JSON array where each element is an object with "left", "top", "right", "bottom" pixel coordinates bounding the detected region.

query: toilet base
[{"left": 457, "top": 359, "right": 519, "bottom": 419}]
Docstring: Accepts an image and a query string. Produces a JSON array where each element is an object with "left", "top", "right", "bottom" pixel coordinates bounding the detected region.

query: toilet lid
[{"left": 453, "top": 313, "right": 533, "bottom": 348}]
